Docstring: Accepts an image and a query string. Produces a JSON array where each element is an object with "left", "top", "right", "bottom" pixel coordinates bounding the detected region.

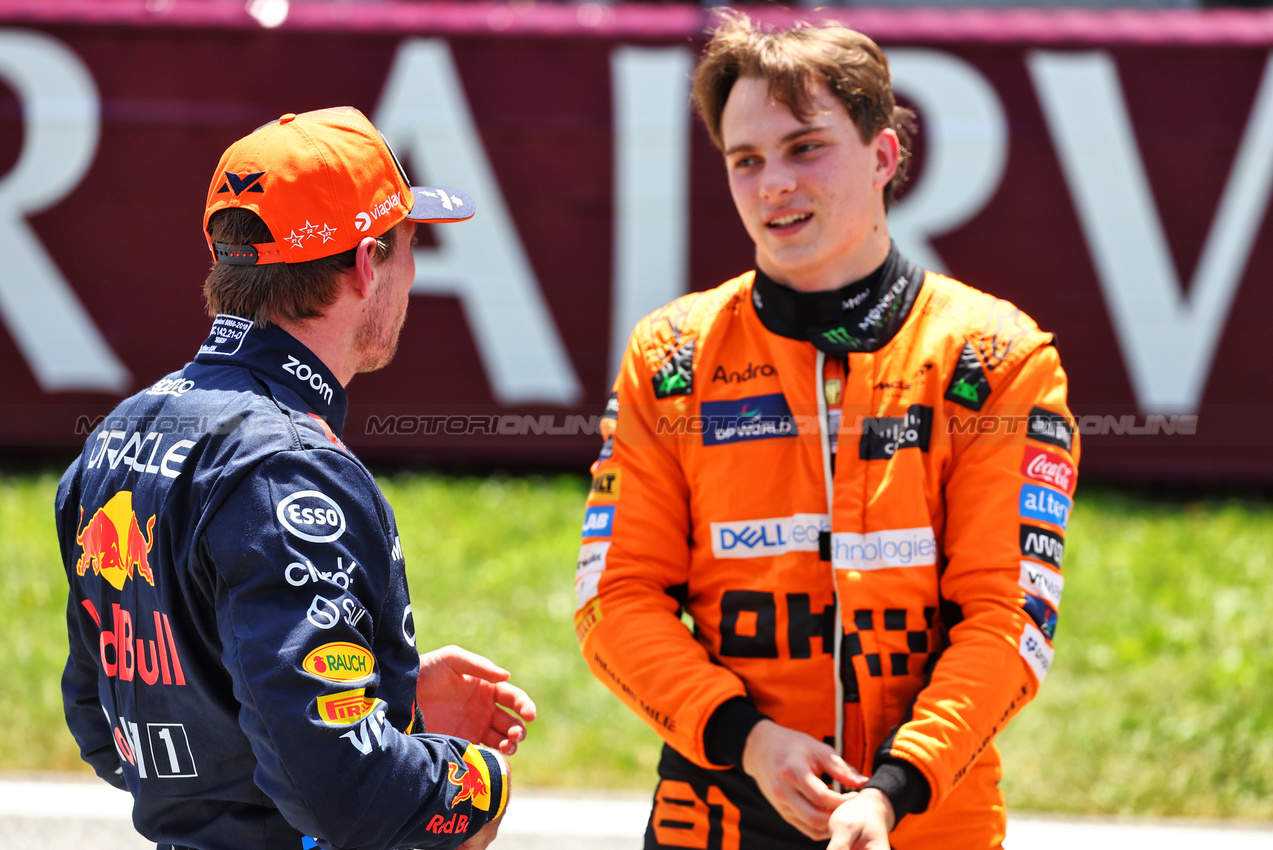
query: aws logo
[{"left": 216, "top": 171, "right": 265, "bottom": 195}]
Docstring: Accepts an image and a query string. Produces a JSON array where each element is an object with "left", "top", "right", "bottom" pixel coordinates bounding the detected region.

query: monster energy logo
[
  {"left": 822, "top": 327, "right": 860, "bottom": 347},
  {"left": 652, "top": 339, "right": 696, "bottom": 399},
  {"left": 659, "top": 372, "right": 688, "bottom": 395},
  {"left": 948, "top": 378, "right": 981, "bottom": 404}
]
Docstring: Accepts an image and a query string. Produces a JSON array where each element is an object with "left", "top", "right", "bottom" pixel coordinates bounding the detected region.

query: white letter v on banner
[{"left": 1029, "top": 50, "right": 1273, "bottom": 414}]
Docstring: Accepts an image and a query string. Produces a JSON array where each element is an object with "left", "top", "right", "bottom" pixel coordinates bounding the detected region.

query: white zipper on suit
[{"left": 815, "top": 349, "right": 845, "bottom": 787}]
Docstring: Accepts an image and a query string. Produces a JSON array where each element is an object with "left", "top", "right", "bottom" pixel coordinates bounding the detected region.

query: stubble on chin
[{"left": 352, "top": 294, "right": 403, "bottom": 374}]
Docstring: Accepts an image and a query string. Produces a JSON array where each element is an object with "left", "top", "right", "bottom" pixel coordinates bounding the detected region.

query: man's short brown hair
[
  {"left": 691, "top": 12, "right": 916, "bottom": 208},
  {"left": 203, "top": 209, "right": 397, "bottom": 326}
]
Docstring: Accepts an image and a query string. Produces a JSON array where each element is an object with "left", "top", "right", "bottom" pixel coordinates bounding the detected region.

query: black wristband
[
  {"left": 863, "top": 759, "right": 931, "bottom": 826},
  {"left": 702, "top": 697, "right": 768, "bottom": 768}
]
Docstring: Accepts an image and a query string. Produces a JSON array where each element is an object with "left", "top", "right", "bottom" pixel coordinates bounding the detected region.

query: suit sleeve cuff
[
  {"left": 479, "top": 747, "right": 509, "bottom": 820},
  {"left": 703, "top": 697, "right": 768, "bottom": 768},
  {"left": 863, "top": 758, "right": 931, "bottom": 826}
]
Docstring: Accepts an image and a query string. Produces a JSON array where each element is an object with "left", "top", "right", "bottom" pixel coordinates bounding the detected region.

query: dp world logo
[{"left": 277, "top": 490, "right": 347, "bottom": 543}]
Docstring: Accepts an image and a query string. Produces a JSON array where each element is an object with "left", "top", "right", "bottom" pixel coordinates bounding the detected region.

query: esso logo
[{"left": 277, "top": 490, "right": 347, "bottom": 543}]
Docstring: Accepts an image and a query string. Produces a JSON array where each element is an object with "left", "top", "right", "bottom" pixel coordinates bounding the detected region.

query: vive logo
[{"left": 218, "top": 170, "right": 266, "bottom": 195}]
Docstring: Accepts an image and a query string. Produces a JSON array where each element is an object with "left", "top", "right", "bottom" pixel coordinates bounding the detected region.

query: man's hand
[
  {"left": 456, "top": 812, "right": 503, "bottom": 850},
  {"left": 827, "top": 788, "right": 894, "bottom": 850},
  {"left": 740, "top": 720, "right": 866, "bottom": 840},
  {"left": 417, "top": 645, "right": 537, "bottom": 754}
]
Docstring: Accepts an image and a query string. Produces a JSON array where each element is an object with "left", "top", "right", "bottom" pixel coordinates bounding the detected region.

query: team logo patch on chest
[
  {"left": 944, "top": 343, "right": 991, "bottom": 411},
  {"left": 700, "top": 394, "right": 796, "bottom": 447},
  {"left": 653, "top": 340, "right": 695, "bottom": 399},
  {"left": 859, "top": 405, "right": 933, "bottom": 460}
]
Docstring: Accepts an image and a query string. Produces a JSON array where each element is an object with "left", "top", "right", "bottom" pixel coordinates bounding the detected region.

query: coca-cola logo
[{"left": 1021, "top": 446, "right": 1076, "bottom": 494}]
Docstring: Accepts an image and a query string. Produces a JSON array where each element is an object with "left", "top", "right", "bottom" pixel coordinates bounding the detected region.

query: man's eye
[
  {"left": 732, "top": 156, "right": 759, "bottom": 169},
  {"left": 794, "top": 142, "right": 821, "bottom": 155}
]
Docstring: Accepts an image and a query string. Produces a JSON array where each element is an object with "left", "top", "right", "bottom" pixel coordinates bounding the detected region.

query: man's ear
[
  {"left": 351, "top": 236, "right": 380, "bottom": 300},
  {"left": 873, "top": 128, "right": 901, "bottom": 190}
]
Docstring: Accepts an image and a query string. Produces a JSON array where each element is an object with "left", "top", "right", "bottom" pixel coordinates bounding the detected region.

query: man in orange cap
[
  {"left": 58, "top": 107, "right": 533, "bottom": 850},
  {"left": 577, "top": 15, "right": 1077, "bottom": 850}
]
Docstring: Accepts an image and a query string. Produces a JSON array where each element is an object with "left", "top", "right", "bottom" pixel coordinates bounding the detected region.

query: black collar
[
  {"left": 194, "top": 314, "right": 348, "bottom": 436},
  {"left": 750, "top": 244, "right": 925, "bottom": 354}
]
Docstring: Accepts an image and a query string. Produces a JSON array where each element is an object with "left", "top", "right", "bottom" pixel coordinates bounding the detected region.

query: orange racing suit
[{"left": 575, "top": 247, "right": 1077, "bottom": 849}]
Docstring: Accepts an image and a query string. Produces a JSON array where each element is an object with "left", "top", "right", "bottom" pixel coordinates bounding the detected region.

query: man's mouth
[{"left": 767, "top": 212, "right": 812, "bottom": 228}]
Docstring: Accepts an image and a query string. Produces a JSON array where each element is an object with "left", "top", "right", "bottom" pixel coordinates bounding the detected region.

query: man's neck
[
  {"left": 276, "top": 315, "right": 359, "bottom": 388},
  {"left": 758, "top": 221, "right": 892, "bottom": 294}
]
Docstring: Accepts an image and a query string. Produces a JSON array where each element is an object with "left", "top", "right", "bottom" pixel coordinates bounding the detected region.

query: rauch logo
[{"left": 302, "top": 642, "right": 374, "bottom": 683}]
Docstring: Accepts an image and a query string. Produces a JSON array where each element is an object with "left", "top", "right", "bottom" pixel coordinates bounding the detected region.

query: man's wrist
[
  {"left": 862, "top": 758, "right": 930, "bottom": 828},
  {"left": 854, "top": 788, "right": 896, "bottom": 832},
  {"left": 704, "top": 697, "right": 769, "bottom": 769}
]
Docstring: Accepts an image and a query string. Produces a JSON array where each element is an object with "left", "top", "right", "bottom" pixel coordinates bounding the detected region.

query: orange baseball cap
[{"left": 203, "top": 106, "right": 474, "bottom": 265}]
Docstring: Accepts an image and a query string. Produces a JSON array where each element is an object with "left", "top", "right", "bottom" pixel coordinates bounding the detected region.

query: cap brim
[{"left": 407, "top": 186, "right": 475, "bottom": 223}]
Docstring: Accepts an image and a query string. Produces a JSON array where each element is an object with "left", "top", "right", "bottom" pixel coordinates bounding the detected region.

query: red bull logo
[
  {"left": 425, "top": 813, "right": 470, "bottom": 835},
  {"left": 81, "top": 599, "right": 186, "bottom": 686},
  {"left": 75, "top": 491, "right": 156, "bottom": 590},
  {"left": 447, "top": 744, "right": 492, "bottom": 811}
]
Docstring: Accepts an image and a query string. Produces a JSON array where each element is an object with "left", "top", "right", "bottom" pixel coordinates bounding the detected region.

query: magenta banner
[{"left": 2, "top": 1, "right": 1272, "bottom": 482}]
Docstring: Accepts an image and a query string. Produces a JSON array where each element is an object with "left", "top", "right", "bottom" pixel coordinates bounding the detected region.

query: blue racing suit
[{"left": 57, "top": 314, "right": 507, "bottom": 850}]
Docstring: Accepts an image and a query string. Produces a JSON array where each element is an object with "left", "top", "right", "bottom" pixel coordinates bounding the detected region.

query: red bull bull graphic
[
  {"left": 447, "top": 744, "right": 492, "bottom": 811},
  {"left": 75, "top": 491, "right": 156, "bottom": 590}
]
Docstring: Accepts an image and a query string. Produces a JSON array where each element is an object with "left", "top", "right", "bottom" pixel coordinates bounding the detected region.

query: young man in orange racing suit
[{"left": 575, "top": 16, "right": 1077, "bottom": 850}]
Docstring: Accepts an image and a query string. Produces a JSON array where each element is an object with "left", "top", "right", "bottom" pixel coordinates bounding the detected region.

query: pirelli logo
[{"left": 316, "top": 689, "right": 382, "bottom": 727}]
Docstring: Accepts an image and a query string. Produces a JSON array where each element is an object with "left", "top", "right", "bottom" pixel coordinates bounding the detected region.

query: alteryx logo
[
  {"left": 710, "top": 514, "right": 829, "bottom": 559},
  {"left": 1019, "top": 484, "right": 1072, "bottom": 530},
  {"left": 581, "top": 505, "right": 615, "bottom": 538},
  {"left": 701, "top": 394, "right": 796, "bottom": 447}
]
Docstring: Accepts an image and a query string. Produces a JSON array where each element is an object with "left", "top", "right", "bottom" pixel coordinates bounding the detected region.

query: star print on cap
[{"left": 204, "top": 106, "right": 476, "bottom": 265}]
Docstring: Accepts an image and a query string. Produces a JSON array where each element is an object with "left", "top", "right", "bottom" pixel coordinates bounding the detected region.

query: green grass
[
  {"left": 6, "top": 468, "right": 1273, "bottom": 818},
  {"left": 998, "top": 491, "right": 1273, "bottom": 819}
]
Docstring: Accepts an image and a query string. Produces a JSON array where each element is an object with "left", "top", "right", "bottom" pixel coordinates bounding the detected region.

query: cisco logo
[{"left": 276, "top": 490, "right": 347, "bottom": 543}]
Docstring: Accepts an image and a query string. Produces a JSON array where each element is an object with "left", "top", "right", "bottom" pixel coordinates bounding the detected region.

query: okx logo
[
  {"left": 217, "top": 170, "right": 265, "bottom": 195},
  {"left": 75, "top": 491, "right": 156, "bottom": 590}
]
